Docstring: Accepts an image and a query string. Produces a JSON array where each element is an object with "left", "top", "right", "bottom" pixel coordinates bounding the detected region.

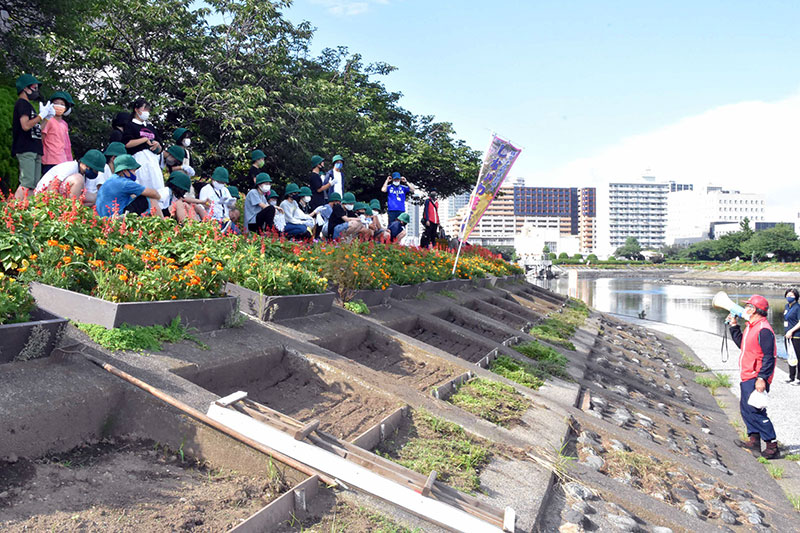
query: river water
[{"left": 533, "top": 275, "right": 794, "bottom": 359}]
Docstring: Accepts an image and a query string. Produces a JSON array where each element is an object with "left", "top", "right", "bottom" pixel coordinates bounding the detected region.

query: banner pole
[{"left": 451, "top": 238, "right": 465, "bottom": 277}]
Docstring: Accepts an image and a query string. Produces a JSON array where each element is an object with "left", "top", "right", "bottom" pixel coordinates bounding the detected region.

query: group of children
[{"left": 10, "top": 74, "right": 417, "bottom": 243}]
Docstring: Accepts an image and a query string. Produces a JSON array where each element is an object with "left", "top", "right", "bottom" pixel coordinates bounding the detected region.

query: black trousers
[
  {"left": 124, "top": 195, "right": 151, "bottom": 215},
  {"left": 248, "top": 206, "right": 276, "bottom": 233},
  {"left": 789, "top": 337, "right": 800, "bottom": 381},
  {"left": 423, "top": 222, "right": 438, "bottom": 248}
]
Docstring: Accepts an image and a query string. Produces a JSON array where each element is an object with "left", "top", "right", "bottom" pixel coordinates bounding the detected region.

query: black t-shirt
[
  {"left": 12, "top": 99, "right": 42, "bottom": 156},
  {"left": 328, "top": 203, "right": 346, "bottom": 230},
  {"left": 248, "top": 166, "right": 260, "bottom": 184},
  {"left": 122, "top": 120, "right": 160, "bottom": 155},
  {"left": 109, "top": 129, "right": 124, "bottom": 144},
  {"left": 309, "top": 171, "right": 326, "bottom": 209}
]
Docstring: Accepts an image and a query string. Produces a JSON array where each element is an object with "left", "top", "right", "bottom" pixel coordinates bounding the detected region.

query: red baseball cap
[{"left": 745, "top": 295, "right": 769, "bottom": 312}]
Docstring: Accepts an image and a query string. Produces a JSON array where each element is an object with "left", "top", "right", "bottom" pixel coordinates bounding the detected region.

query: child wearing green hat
[
  {"left": 41, "top": 91, "right": 74, "bottom": 174},
  {"left": 12, "top": 74, "right": 49, "bottom": 199},
  {"left": 249, "top": 150, "right": 266, "bottom": 185},
  {"left": 323, "top": 154, "right": 345, "bottom": 198},
  {"left": 280, "top": 183, "right": 315, "bottom": 239},
  {"left": 245, "top": 172, "right": 282, "bottom": 233},
  {"left": 95, "top": 154, "right": 162, "bottom": 218},
  {"left": 34, "top": 149, "right": 106, "bottom": 199},
  {"left": 158, "top": 170, "right": 208, "bottom": 222},
  {"left": 199, "top": 167, "right": 237, "bottom": 230}
]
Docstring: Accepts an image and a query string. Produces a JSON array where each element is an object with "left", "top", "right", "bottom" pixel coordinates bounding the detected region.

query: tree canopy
[
  {"left": 614, "top": 237, "right": 642, "bottom": 260},
  {"left": 0, "top": 0, "right": 481, "bottom": 199}
]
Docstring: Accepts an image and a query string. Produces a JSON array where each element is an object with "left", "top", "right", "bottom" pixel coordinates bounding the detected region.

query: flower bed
[{"left": 0, "top": 194, "right": 522, "bottom": 313}]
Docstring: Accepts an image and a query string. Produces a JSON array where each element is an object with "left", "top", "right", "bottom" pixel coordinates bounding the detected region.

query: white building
[
  {"left": 515, "top": 226, "right": 580, "bottom": 263},
  {"left": 666, "top": 185, "right": 767, "bottom": 244},
  {"left": 596, "top": 175, "right": 669, "bottom": 257}
]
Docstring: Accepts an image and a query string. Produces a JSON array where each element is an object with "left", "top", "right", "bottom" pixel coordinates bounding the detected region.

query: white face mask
[
  {"left": 343, "top": 204, "right": 354, "bottom": 211},
  {"left": 212, "top": 181, "right": 225, "bottom": 191},
  {"left": 138, "top": 110, "right": 150, "bottom": 122},
  {"left": 302, "top": 195, "right": 311, "bottom": 203},
  {"left": 393, "top": 180, "right": 401, "bottom": 186},
  {"left": 182, "top": 138, "right": 191, "bottom": 147},
  {"left": 259, "top": 184, "right": 270, "bottom": 193},
  {"left": 268, "top": 199, "right": 277, "bottom": 206}
]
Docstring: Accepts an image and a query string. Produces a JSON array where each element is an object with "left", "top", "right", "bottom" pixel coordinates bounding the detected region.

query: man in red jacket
[{"left": 728, "top": 294, "right": 779, "bottom": 459}]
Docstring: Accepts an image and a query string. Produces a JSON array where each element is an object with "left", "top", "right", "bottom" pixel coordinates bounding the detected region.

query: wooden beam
[
  {"left": 422, "top": 471, "right": 437, "bottom": 497},
  {"left": 294, "top": 419, "right": 319, "bottom": 441},
  {"left": 216, "top": 390, "right": 248, "bottom": 407}
]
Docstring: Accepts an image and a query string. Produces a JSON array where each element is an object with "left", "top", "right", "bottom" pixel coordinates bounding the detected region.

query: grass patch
[
  {"left": 448, "top": 377, "right": 531, "bottom": 427},
  {"left": 527, "top": 299, "right": 588, "bottom": 350},
  {"left": 604, "top": 450, "right": 675, "bottom": 493},
  {"left": 514, "top": 340, "right": 570, "bottom": 380},
  {"left": 784, "top": 453, "right": 800, "bottom": 461},
  {"left": 377, "top": 410, "right": 490, "bottom": 494},
  {"left": 789, "top": 494, "right": 800, "bottom": 512},
  {"left": 489, "top": 355, "right": 544, "bottom": 389},
  {"left": 679, "top": 354, "right": 709, "bottom": 373},
  {"left": 343, "top": 299, "right": 370, "bottom": 314},
  {"left": 357, "top": 507, "right": 421, "bottom": 533},
  {"left": 716, "top": 399, "right": 726, "bottom": 409},
  {"left": 438, "top": 289, "right": 457, "bottom": 299},
  {"left": 758, "top": 456, "right": 770, "bottom": 465},
  {"left": 694, "top": 373, "right": 732, "bottom": 395},
  {"left": 74, "top": 317, "right": 208, "bottom": 352},
  {"left": 768, "top": 464, "right": 784, "bottom": 479}
]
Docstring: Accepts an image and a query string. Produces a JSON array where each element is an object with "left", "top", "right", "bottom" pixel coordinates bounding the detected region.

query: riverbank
[{"left": 558, "top": 265, "right": 800, "bottom": 289}]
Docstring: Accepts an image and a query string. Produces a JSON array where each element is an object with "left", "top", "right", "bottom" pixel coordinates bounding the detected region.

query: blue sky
[{"left": 281, "top": 0, "right": 800, "bottom": 219}]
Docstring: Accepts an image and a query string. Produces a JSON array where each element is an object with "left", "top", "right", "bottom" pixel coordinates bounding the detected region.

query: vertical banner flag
[{"left": 459, "top": 134, "right": 522, "bottom": 243}]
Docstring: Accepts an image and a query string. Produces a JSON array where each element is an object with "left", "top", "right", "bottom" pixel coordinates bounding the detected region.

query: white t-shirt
[
  {"left": 35, "top": 161, "right": 79, "bottom": 193},
  {"left": 86, "top": 163, "right": 110, "bottom": 194},
  {"left": 331, "top": 170, "right": 343, "bottom": 196},
  {"left": 199, "top": 183, "right": 234, "bottom": 221},
  {"left": 157, "top": 187, "right": 175, "bottom": 210}
]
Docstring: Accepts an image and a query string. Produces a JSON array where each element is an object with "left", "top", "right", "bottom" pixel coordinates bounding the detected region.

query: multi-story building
[
  {"left": 666, "top": 186, "right": 767, "bottom": 244},
  {"left": 596, "top": 175, "right": 669, "bottom": 256}
]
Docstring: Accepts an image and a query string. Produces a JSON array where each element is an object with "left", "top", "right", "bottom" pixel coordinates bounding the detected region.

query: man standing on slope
[{"left": 728, "top": 295, "right": 779, "bottom": 459}]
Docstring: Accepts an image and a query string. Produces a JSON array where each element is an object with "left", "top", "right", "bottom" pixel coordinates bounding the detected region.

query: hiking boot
[
  {"left": 735, "top": 433, "right": 761, "bottom": 456},
  {"left": 762, "top": 440, "right": 780, "bottom": 460}
]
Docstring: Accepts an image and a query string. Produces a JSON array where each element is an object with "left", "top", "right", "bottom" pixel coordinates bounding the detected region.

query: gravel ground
[{"left": 620, "top": 316, "right": 800, "bottom": 454}]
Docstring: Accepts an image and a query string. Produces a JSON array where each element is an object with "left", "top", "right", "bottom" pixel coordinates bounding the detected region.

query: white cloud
[
  {"left": 532, "top": 93, "right": 800, "bottom": 222},
  {"left": 310, "top": 0, "right": 387, "bottom": 16}
]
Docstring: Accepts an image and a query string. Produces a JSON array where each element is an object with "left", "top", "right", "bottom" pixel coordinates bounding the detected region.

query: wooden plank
[
  {"left": 208, "top": 404, "right": 504, "bottom": 533},
  {"left": 422, "top": 471, "right": 437, "bottom": 497},
  {"left": 230, "top": 475, "right": 319, "bottom": 532},
  {"left": 215, "top": 390, "right": 248, "bottom": 407},
  {"left": 294, "top": 419, "right": 320, "bottom": 441},
  {"left": 351, "top": 405, "right": 408, "bottom": 450}
]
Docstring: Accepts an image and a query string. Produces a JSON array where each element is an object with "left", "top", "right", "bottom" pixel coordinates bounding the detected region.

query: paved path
[{"left": 620, "top": 315, "right": 800, "bottom": 454}]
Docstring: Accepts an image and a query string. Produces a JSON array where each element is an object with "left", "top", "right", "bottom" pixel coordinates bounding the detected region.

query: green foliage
[
  {"left": 0, "top": 85, "right": 20, "bottom": 194},
  {"left": 557, "top": 252, "right": 569, "bottom": 260},
  {"left": 488, "top": 355, "right": 545, "bottom": 389},
  {"left": 513, "top": 341, "right": 570, "bottom": 380},
  {"left": 679, "top": 354, "right": 709, "bottom": 372},
  {"left": 614, "top": 237, "right": 642, "bottom": 260},
  {"left": 784, "top": 453, "right": 800, "bottom": 461},
  {"left": 74, "top": 316, "right": 207, "bottom": 352},
  {"left": 448, "top": 378, "right": 530, "bottom": 426},
  {"left": 741, "top": 224, "right": 799, "bottom": 262},
  {"left": 586, "top": 254, "right": 598, "bottom": 262},
  {"left": 438, "top": 289, "right": 457, "bottom": 299},
  {"left": 0, "top": 274, "right": 35, "bottom": 324},
  {"left": 757, "top": 456, "right": 770, "bottom": 465},
  {"left": 788, "top": 493, "right": 800, "bottom": 512},
  {"left": 767, "top": 464, "right": 784, "bottom": 479},
  {"left": 379, "top": 410, "right": 489, "bottom": 493},
  {"left": 344, "top": 299, "right": 370, "bottom": 314},
  {"left": 694, "top": 373, "right": 732, "bottom": 395}
]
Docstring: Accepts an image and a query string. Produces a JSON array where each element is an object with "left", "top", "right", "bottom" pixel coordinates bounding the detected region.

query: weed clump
[
  {"left": 514, "top": 340, "right": 570, "bottom": 380},
  {"left": 694, "top": 373, "right": 732, "bottom": 395},
  {"left": 448, "top": 377, "right": 531, "bottom": 427},
  {"left": 489, "top": 355, "right": 545, "bottom": 389},
  {"left": 527, "top": 298, "right": 588, "bottom": 350},
  {"left": 343, "top": 299, "right": 370, "bottom": 314},
  {"left": 75, "top": 316, "right": 208, "bottom": 352}
]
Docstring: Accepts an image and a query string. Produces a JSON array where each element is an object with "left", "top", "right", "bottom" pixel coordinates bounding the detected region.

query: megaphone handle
[{"left": 721, "top": 325, "right": 729, "bottom": 363}]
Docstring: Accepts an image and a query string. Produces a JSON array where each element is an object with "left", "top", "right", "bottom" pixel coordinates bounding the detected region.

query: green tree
[
  {"left": 572, "top": 253, "right": 583, "bottom": 260},
  {"left": 741, "top": 224, "right": 800, "bottom": 262},
  {"left": 557, "top": 252, "right": 569, "bottom": 261},
  {"left": 614, "top": 237, "right": 642, "bottom": 260},
  {"left": 587, "top": 253, "right": 598, "bottom": 262}
]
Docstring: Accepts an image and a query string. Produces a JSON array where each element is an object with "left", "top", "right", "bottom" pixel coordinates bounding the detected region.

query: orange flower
[
  {"left": 119, "top": 273, "right": 129, "bottom": 282},
  {"left": 29, "top": 254, "right": 38, "bottom": 261},
  {"left": 95, "top": 238, "right": 107, "bottom": 245},
  {"left": 89, "top": 259, "right": 104, "bottom": 268},
  {"left": 46, "top": 239, "right": 59, "bottom": 246},
  {"left": 112, "top": 247, "right": 122, "bottom": 253},
  {"left": 124, "top": 244, "right": 135, "bottom": 251},
  {"left": 62, "top": 256, "right": 72, "bottom": 264}
]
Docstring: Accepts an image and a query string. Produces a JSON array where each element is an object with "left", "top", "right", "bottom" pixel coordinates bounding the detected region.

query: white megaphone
[{"left": 712, "top": 291, "right": 747, "bottom": 318}]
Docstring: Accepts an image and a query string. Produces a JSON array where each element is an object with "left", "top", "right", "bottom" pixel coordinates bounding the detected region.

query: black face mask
[
  {"left": 84, "top": 168, "right": 98, "bottom": 181},
  {"left": 26, "top": 88, "right": 41, "bottom": 101}
]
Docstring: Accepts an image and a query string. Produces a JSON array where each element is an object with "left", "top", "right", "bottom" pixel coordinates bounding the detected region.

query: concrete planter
[
  {"left": 30, "top": 282, "right": 238, "bottom": 332},
  {"left": 350, "top": 287, "right": 393, "bottom": 307},
  {"left": 471, "top": 277, "right": 490, "bottom": 289},
  {"left": 420, "top": 280, "right": 459, "bottom": 293},
  {"left": 452, "top": 279, "right": 473, "bottom": 291},
  {"left": 226, "top": 283, "right": 335, "bottom": 321},
  {"left": 389, "top": 284, "right": 420, "bottom": 300},
  {"left": 0, "top": 307, "right": 68, "bottom": 364}
]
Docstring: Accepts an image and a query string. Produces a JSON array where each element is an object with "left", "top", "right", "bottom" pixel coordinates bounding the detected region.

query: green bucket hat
[
  {"left": 251, "top": 149, "right": 266, "bottom": 162},
  {"left": 172, "top": 127, "right": 189, "bottom": 142},
  {"left": 397, "top": 212, "right": 410, "bottom": 224},
  {"left": 311, "top": 155, "right": 324, "bottom": 167},
  {"left": 328, "top": 192, "right": 342, "bottom": 203},
  {"left": 332, "top": 154, "right": 344, "bottom": 163},
  {"left": 353, "top": 202, "right": 367, "bottom": 212},
  {"left": 80, "top": 149, "right": 106, "bottom": 173},
  {"left": 113, "top": 154, "right": 140, "bottom": 173},
  {"left": 365, "top": 206, "right": 373, "bottom": 216},
  {"left": 284, "top": 183, "right": 300, "bottom": 196},
  {"left": 255, "top": 172, "right": 272, "bottom": 185},
  {"left": 342, "top": 192, "right": 356, "bottom": 204},
  {"left": 49, "top": 91, "right": 74, "bottom": 106},
  {"left": 16, "top": 74, "right": 40, "bottom": 94},
  {"left": 369, "top": 199, "right": 381, "bottom": 211},
  {"left": 168, "top": 171, "right": 191, "bottom": 192},
  {"left": 269, "top": 190, "right": 279, "bottom": 199},
  {"left": 227, "top": 185, "right": 240, "bottom": 199},
  {"left": 298, "top": 186, "right": 312, "bottom": 197},
  {"left": 166, "top": 145, "right": 186, "bottom": 161},
  {"left": 211, "top": 166, "right": 229, "bottom": 183},
  {"left": 104, "top": 142, "right": 127, "bottom": 157}
]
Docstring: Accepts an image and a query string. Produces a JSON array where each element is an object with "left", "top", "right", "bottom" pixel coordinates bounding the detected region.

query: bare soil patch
[
  {"left": 433, "top": 310, "right": 512, "bottom": 343},
  {"left": 463, "top": 299, "right": 528, "bottom": 329},
  {"left": 392, "top": 318, "right": 494, "bottom": 363},
  {"left": 0, "top": 437, "right": 286, "bottom": 532}
]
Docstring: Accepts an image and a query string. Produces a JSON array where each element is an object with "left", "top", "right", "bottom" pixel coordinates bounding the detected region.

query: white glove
[
  {"left": 183, "top": 165, "right": 196, "bottom": 177},
  {"left": 38, "top": 101, "right": 55, "bottom": 120}
]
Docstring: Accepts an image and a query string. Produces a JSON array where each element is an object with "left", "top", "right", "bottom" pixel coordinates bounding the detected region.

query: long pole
[{"left": 81, "top": 353, "right": 337, "bottom": 486}]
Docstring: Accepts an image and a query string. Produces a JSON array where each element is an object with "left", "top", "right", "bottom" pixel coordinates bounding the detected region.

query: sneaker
[
  {"left": 785, "top": 379, "right": 794, "bottom": 383},
  {"left": 792, "top": 381, "right": 800, "bottom": 386}
]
